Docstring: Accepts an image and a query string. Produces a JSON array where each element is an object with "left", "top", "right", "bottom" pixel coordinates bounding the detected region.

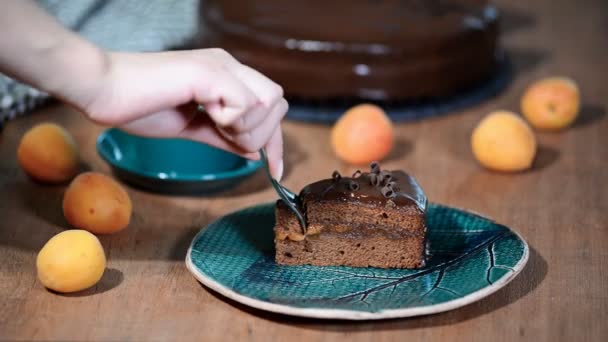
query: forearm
[{"left": 0, "top": 0, "right": 108, "bottom": 108}]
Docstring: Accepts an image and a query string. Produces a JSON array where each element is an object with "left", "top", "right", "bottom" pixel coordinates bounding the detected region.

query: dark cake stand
[{"left": 285, "top": 52, "right": 511, "bottom": 124}]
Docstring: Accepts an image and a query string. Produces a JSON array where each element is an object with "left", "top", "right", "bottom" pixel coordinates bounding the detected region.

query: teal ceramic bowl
[{"left": 96, "top": 128, "right": 262, "bottom": 194}]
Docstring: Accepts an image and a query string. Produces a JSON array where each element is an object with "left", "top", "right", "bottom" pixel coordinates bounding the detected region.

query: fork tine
[{"left": 259, "top": 149, "right": 307, "bottom": 233}]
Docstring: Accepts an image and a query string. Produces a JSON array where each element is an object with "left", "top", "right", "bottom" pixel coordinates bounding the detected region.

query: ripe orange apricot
[
  {"left": 37, "top": 230, "right": 106, "bottom": 293},
  {"left": 471, "top": 111, "right": 537, "bottom": 172},
  {"left": 521, "top": 77, "right": 580, "bottom": 131},
  {"left": 331, "top": 104, "right": 394, "bottom": 165},
  {"left": 17, "top": 123, "right": 79, "bottom": 183},
  {"left": 63, "top": 172, "right": 132, "bottom": 234}
]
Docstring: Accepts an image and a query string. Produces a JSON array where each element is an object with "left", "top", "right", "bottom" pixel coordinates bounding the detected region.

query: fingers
[
  {"left": 224, "top": 102, "right": 269, "bottom": 133},
  {"left": 231, "top": 63, "right": 284, "bottom": 109},
  {"left": 118, "top": 96, "right": 287, "bottom": 168},
  {"left": 208, "top": 48, "right": 283, "bottom": 110},
  {"left": 219, "top": 98, "right": 288, "bottom": 153},
  {"left": 222, "top": 64, "right": 284, "bottom": 133},
  {"left": 194, "top": 49, "right": 284, "bottom": 132},
  {"left": 115, "top": 105, "right": 257, "bottom": 159},
  {"left": 178, "top": 113, "right": 261, "bottom": 160},
  {"left": 192, "top": 68, "right": 259, "bottom": 127},
  {"left": 118, "top": 103, "right": 198, "bottom": 137},
  {"left": 102, "top": 48, "right": 288, "bottom": 164},
  {"left": 265, "top": 124, "right": 284, "bottom": 181}
]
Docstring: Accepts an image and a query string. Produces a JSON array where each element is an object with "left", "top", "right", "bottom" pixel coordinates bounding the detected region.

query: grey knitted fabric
[{"left": 0, "top": 0, "right": 199, "bottom": 124}]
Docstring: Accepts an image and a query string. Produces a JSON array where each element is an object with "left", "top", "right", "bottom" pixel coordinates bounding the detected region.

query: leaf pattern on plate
[{"left": 189, "top": 203, "right": 526, "bottom": 313}]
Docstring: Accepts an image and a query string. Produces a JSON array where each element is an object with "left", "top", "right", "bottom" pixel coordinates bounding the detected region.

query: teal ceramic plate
[
  {"left": 96, "top": 128, "right": 262, "bottom": 194},
  {"left": 186, "top": 203, "right": 528, "bottom": 320}
]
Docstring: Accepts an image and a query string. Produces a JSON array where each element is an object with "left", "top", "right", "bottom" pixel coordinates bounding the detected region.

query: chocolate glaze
[
  {"left": 198, "top": 0, "right": 500, "bottom": 101},
  {"left": 300, "top": 170, "right": 427, "bottom": 212}
]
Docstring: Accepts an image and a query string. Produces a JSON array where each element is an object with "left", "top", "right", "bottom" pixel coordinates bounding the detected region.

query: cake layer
[
  {"left": 304, "top": 201, "right": 425, "bottom": 235},
  {"left": 275, "top": 232, "right": 426, "bottom": 269},
  {"left": 275, "top": 201, "right": 425, "bottom": 240},
  {"left": 199, "top": 0, "right": 500, "bottom": 100}
]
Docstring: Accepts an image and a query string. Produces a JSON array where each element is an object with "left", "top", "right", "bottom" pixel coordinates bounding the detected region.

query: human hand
[
  {"left": 75, "top": 49, "right": 288, "bottom": 180},
  {"left": 0, "top": 1, "right": 287, "bottom": 178}
]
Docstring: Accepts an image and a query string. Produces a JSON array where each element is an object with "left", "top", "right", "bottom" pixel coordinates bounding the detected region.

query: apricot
[
  {"left": 37, "top": 230, "right": 106, "bottom": 293},
  {"left": 471, "top": 111, "right": 537, "bottom": 172},
  {"left": 63, "top": 172, "right": 132, "bottom": 234},
  {"left": 331, "top": 104, "right": 394, "bottom": 165},
  {"left": 17, "top": 123, "right": 79, "bottom": 183},
  {"left": 521, "top": 77, "right": 580, "bottom": 131}
]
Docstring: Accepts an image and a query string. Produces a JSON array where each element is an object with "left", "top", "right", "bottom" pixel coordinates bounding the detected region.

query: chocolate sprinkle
[
  {"left": 371, "top": 173, "right": 381, "bottom": 186},
  {"left": 347, "top": 180, "right": 360, "bottom": 191},
  {"left": 369, "top": 173, "right": 376, "bottom": 185},
  {"left": 378, "top": 171, "right": 392, "bottom": 185},
  {"left": 381, "top": 186, "right": 395, "bottom": 198},
  {"left": 370, "top": 161, "right": 380, "bottom": 174},
  {"left": 387, "top": 181, "right": 399, "bottom": 191},
  {"left": 332, "top": 170, "right": 342, "bottom": 181}
]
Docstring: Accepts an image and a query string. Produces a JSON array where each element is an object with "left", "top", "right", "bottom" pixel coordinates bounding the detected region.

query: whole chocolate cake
[
  {"left": 198, "top": 0, "right": 500, "bottom": 101},
  {"left": 274, "top": 163, "right": 428, "bottom": 269}
]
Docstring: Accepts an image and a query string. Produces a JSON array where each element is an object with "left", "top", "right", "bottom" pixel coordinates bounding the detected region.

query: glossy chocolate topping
[
  {"left": 198, "top": 0, "right": 500, "bottom": 100},
  {"left": 300, "top": 169, "right": 427, "bottom": 212}
]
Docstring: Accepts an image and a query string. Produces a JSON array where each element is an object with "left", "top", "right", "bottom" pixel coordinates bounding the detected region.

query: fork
[{"left": 259, "top": 149, "right": 307, "bottom": 234}]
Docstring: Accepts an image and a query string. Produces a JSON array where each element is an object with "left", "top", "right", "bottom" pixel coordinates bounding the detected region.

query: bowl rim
[{"left": 96, "top": 128, "right": 263, "bottom": 182}]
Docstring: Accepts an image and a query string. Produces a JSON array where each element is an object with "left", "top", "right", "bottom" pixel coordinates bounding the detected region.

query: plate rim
[
  {"left": 96, "top": 128, "right": 263, "bottom": 182},
  {"left": 185, "top": 203, "right": 529, "bottom": 320}
]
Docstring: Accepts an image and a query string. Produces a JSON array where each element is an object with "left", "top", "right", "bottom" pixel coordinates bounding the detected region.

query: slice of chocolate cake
[{"left": 274, "top": 163, "right": 428, "bottom": 269}]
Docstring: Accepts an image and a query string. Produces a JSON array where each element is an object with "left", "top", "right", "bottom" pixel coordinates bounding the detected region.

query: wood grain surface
[{"left": 1, "top": 0, "right": 607, "bottom": 341}]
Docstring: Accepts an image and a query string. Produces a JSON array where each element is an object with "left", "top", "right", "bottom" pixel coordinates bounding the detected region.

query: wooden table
[{"left": 1, "top": 1, "right": 606, "bottom": 341}]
